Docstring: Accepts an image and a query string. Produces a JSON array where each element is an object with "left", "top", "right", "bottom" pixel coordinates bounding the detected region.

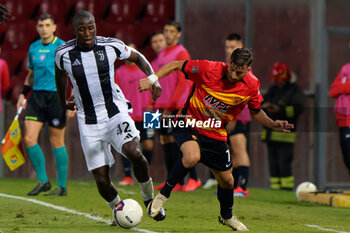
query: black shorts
[
  {"left": 25, "top": 91, "right": 66, "bottom": 128},
  {"left": 135, "top": 121, "right": 155, "bottom": 141},
  {"left": 173, "top": 127, "right": 232, "bottom": 171},
  {"left": 228, "top": 120, "right": 249, "bottom": 137}
]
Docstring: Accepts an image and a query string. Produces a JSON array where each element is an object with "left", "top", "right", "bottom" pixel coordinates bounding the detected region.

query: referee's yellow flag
[
  {"left": 1, "top": 100, "right": 26, "bottom": 171},
  {"left": 1, "top": 117, "right": 25, "bottom": 171}
]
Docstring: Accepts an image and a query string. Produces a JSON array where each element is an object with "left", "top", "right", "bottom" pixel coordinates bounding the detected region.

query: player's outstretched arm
[
  {"left": 55, "top": 64, "right": 76, "bottom": 111},
  {"left": 250, "top": 109, "right": 294, "bottom": 132},
  {"left": 127, "top": 49, "right": 162, "bottom": 102},
  {"left": 138, "top": 60, "right": 186, "bottom": 92},
  {"left": 128, "top": 49, "right": 154, "bottom": 75}
]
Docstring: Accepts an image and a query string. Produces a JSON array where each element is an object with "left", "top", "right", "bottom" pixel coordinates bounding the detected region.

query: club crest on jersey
[
  {"left": 191, "top": 66, "right": 199, "bottom": 73},
  {"left": 204, "top": 95, "right": 231, "bottom": 112},
  {"left": 39, "top": 54, "right": 46, "bottom": 61},
  {"left": 97, "top": 50, "right": 105, "bottom": 61}
]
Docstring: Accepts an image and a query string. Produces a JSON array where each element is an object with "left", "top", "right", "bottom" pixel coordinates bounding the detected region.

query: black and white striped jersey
[{"left": 55, "top": 36, "right": 133, "bottom": 125}]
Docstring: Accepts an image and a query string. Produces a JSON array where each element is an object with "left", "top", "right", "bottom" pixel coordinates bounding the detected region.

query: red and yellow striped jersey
[{"left": 180, "top": 60, "right": 263, "bottom": 141}]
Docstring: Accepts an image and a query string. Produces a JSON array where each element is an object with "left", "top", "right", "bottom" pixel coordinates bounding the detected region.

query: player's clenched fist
[
  {"left": 138, "top": 78, "right": 152, "bottom": 92},
  {"left": 139, "top": 74, "right": 158, "bottom": 92},
  {"left": 139, "top": 74, "right": 162, "bottom": 102}
]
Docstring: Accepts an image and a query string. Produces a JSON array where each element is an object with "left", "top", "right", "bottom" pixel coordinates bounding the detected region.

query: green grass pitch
[{"left": 0, "top": 178, "right": 349, "bottom": 233}]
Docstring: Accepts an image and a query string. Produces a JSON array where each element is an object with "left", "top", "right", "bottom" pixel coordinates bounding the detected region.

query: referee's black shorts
[
  {"left": 25, "top": 91, "right": 66, "bottom": 128},
  {"left": 173, "top": 126, "right": 232, "bottom": 171}
]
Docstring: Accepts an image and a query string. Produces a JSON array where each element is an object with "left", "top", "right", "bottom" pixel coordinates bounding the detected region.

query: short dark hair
[
  {"left": 151, "top": 30, "right": 164, "bottom": 39},
  {"left": 230, "top": 48, "right": 253, "bottom": 67},
  {"left": 164, "top": 21, "right": 181, "bottom": 32},
  {"left": 38, "top": 13, "right": 54, "bottom": 23},
  {"left": 226, "top": 33, "right": 242, "bottom": 42},
  {"left": 73, "top": 11, "right": 95, "bottom": 29}
]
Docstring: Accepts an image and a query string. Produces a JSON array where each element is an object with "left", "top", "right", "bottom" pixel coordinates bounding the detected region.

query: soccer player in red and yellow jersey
[{"left": 139, "top": 48, "right": 293, "bottom": 231}]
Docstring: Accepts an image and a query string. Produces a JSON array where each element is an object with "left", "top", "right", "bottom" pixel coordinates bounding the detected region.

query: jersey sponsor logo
[
  {"left": 72, "top": 59, "right": 81, "bottom": 66},
  {"left": 204, "top": 95, "right": 231, "bottom": 112},
  {"left": 143, "top": 110, "right": 161, "bottom": 129}
]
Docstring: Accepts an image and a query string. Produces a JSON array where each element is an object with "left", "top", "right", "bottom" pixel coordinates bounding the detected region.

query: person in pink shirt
[
  {"left": 329, "top": 57, "right": 350, "bottom": 176},
  {"left": 150, "top": 31, "right": 167, "bottom": 57},
  {"left": 115, "top": 42, "right": 155, "bottom": 186},
  {"left": 153, "top": 22, "right": 201, "bottom": 192},
  {"left": 0, "top": 5, "right": 10, "bottom": 113}
]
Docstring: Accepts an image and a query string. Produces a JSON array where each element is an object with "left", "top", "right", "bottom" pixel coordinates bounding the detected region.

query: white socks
[
  {"left": 107, "top": 195, "right": 121, "bottom": 209},
  {"left": 139, "top": 178, "right": 154, "bottom": 202},
  {"left": 107, "top": 178, "right": 154, "bottom": 209}
]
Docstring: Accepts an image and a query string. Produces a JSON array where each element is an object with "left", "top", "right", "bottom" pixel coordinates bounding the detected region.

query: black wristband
[{"left": 21, "top": 85, "right": 32, "bottom": 96}]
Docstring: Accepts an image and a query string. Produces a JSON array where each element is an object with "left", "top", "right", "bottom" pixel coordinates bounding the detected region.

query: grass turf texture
[{"left": 0, "top": 178, "right": 349, "bottom": 233}]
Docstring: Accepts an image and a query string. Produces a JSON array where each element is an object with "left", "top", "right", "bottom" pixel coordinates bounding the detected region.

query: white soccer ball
[
  {"left": 295, "top": 182, "right": 317, "bottom": 200},
  {"left": 113, "top": 199, "right": 143, "bottom": 229}
]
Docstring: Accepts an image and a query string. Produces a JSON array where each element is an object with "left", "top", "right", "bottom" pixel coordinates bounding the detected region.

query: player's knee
[
  {"left": 122, "top": 139, "right": 143, "bottom": 160},
  {"left": 124, "top": 147, "right": 147, "bottom": 166},
  {"left": 220, "top": 177, "right": 234, "bottom": 189},
  {"left": 182, "top": 151, "right": 200, "bottom": 168},
  {"left": 130, "top": 151, "right": 147, "bottom": 165},
  {"left": 24, "top": 134, "right": 36, "bottom": 146}
]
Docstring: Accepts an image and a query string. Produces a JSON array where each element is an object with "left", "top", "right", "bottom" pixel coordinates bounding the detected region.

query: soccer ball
[
  {"left": 295, "top": 182, "right": 317, "bottom": 200},
  {"left": 113, "top": 199, "right": 143, "bottom": 229}
]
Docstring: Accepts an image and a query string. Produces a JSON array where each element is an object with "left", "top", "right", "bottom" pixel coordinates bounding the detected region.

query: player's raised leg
[{"left": 148, "top": 139, "right": 200, "bottom": 217}]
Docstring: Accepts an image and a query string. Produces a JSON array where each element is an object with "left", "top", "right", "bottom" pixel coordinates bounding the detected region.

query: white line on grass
[
  {"left": 0, "top": 193, "right": 159, "bottom": 233},
  {"left": 306, "top": 224, "right": 350, "bottom": 233}
]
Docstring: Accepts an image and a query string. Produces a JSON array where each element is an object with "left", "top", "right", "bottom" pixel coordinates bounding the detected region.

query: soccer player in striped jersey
[
  {"left": 54, "top": 11, "right": 165, "bottom": 221},
  {"left": 139, "top": 48, "right": 293, "bottom": 231}
]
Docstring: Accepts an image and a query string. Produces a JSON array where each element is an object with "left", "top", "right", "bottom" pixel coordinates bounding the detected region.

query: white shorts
[{"left": 78, "top": 113, "right": 140, "bottom": 171}]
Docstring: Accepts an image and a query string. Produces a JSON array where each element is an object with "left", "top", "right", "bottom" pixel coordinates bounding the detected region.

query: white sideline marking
[
  {"left": 0, "top": 193, "right": 159, "bottom": 233},
  {"left": 117, "top": 188, "right": 137, "bottom": 195},
  {"left": 306, "top": 224, "right": 350, "bottom": 233}
]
